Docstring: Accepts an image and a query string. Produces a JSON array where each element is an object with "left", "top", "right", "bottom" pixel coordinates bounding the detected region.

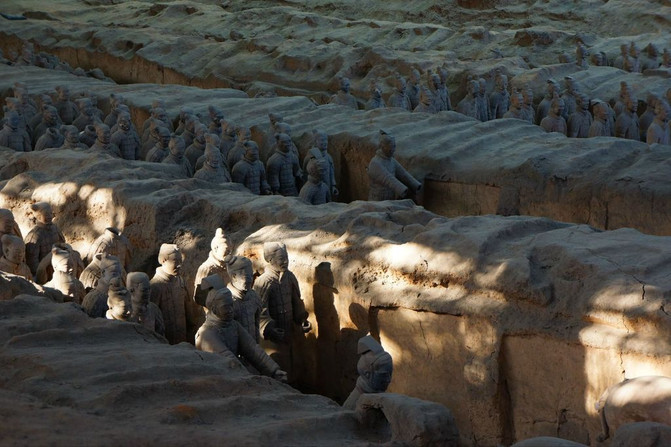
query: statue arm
[
  {"left": 254, "top": 278, "right": 282, "bottom": 341},
  {"left": 259, "top": 164, "right": 271, "bottom": 194},
  {"left": 237, "top": 324, "right": 281, "bottom": 377},
  {"left": 368, "top": 158, "right": 408, "bottom": 198},
  {"left": 266, "top": 158, "right": 281, "bottom": 193},
  {"left": 393, "top": 159, "right": 421, "bottom": 193},
  {"left": 231, "top": 163, "right": 246, "bottom": 184}
]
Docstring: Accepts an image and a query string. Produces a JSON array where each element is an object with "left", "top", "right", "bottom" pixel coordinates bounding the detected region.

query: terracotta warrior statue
[
  {"left": 646, "top": 100, "right": 670, "bottom": 145},
  {"left": 127, "top": 271, "right": 165, "bottom": 336},
  {"left": 299, "top": 158, "right": 331, "bottom": 205},
  {"left": 387, "top": 74, "right": 411, "bottom": 111},
  {"left": 145, "top": 126, "right": 171, "bottom": 163},
  {"left": 193, "top": 141, "right": 232, "bottom": 184},
  {"left": 560, "top": 76, "right": 579, "bottom": 120},
  {"left": 502, "top": 91, "right": 524, "bottom": 120},
  {"left": 407, "top": 68, "right": 421, "bottom": 110},
  {"left": 329, "top": 76, "right": 358, "bottom": 109},
  {"left": 111, "top": 112, "right": 140, "bottom": 160},
  {"left": 32, "top": 104, "right": 59, "bottom": 144},
  {"left": 185, "top": 122, "right": 207, "bottom": 170},
  {"left": 207, "top": 105, "right": 224, "bottom": 134},
  {"left": 567, "top": 92, "right": 593, "bottom": 138},
  {"left": 226, "top": 256, "right": 262, "bottom": 341},
  {"left": 0, "top": 110, "right": 31, "bottom": 152},
  {"left": 162, "top": 134, "right": 193, "bottom": 177},
  {"left": 303, "top": 129, "right": 338, "bottom": 199},
  {"left": 231, "top": 141, "right": 271, "bottom": 195},
  {"left": 24, "top": 202, "right": 65, "bottom": 276},
  {"left": 489, "top": 73, "right": 510, "bottom": 120},
  {"left": 82, "top": 254, "right": 123, "bottom": 316},
  {"left": 103, "top": 94, "right": 125, "bottom": 128},
  {"left": 365, "top": 81, "right": 386, "bottom": 110},
  {"left": 54, "top": 86, "right": 78, "bottom": 125},
  {"left": 58, "top": 125, "right": 87, "bottom": 150},
  {"left": 267, "top": 133, "right": 300, "bottom": 196},
  {"left": 0, "top": 234, "right": 33, "bottom": 281},
  {"left": 90, "top": 123, "right": 121, "bottom": 157},
  {"left": 413, "top": 86, "right": 436, "bottom": 114},
  {"left": 220, "top": 119, "right": 237, "bottom": 157},
  {"left": 195, "top": 285, "right": 287, "bottom": 381},
  {"left": 0, "top": 209, "right": 22, "bottom": 254},
  {"left": 105, "top": 277, "right": 132, "bottom": 321},
  {"left": 540, "top": 97, "right": 568, "bottom": 135},
  {"left": 615, "top": 94, "right": 640, "bottom": 141},
  {"left": 639, "top": 94, "right": 659, "bottom": 142},
  {"left": 35, "top": 242, "right": 84, "bottom": 285},
  {"left": 254, "top": 242, "right": 311, "bottom": 376},
  {"left": 456, "top": 79, "right": 480, "bottom": 119},
  {"left": 72, "top": 98, "right": 99, "bottom": 132},
  {"left": 34, "top": 127, "right": 64, "bottom": 151},
  {"left": 80, "top": 124, "right": 97, "bottom": 148},
  {"left": 5, "top": 97, "right": 29, "bottom": 136},
  {"left": 150, "top": 243, "right": 190, "bottom": 344},
  {"left": 367, "top": 130, "right": 422, "bottom": 201},
  {"left": 194, "top": 228, "right": 232, "bottom": 305},
  {"left": 342, "top": 335, "right": 393, "bottom": 410},
  {"left": 519, "top": 87, "right": 534, "bottom": 124},
  {"left": 227, "top": 126, "right": 252, "bottom": 170},
  {"left": 535, "top": 79, "right": 560, "bottom": 125},
  {"left": 588, "top": 100, "right": 610, "bottom": 138},
  {"left": 79, "top": 252, "right": 122, "bottom": 293},
  {"left": 85, "top": 227, "right": 131, "bottom": 271},
  {"left": 44, "top": 246, "right": 85, "bottom": 304},
  {"left": 426, "top": 73, "right": 442, "bottom": 113},
  {"left": 613, "top": 82, "right": 630, "bottom": 117},
  {"left": 477, "top": 78, "right": 490, "bottom": 121},
  {"left": 437, "top": 67, "right": 452, "bottom": 111}
]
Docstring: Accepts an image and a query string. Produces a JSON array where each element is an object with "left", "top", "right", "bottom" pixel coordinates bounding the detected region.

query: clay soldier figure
[
  {"left": 387, "top": 74, "right": 411, "bottom": 111},
  {"left": 0, "top": 209, "right": 22, "bottom": 254},
  {"left": 639, "top": 94, "right": 659, "bottom": 142},
  {"left": 520, "top": 87, "right": 535, "bottom": 124},
  {"left": 80, "top": 124, "right": 97, "bottom": 148},
  {"left": 24, "top": 202, "right": 65, "bottom": 276},
  {"left": 589, "top": 100, "right": 610, "bottom": 138},
  {"left": 299, "top": 158, "right": 331, "bottom": 205},
  {"left": 150, "top": 244, "right": 190, "bottom": 344},
  {"left": 0, "top": 111, "right": 31, "bottom": 151},
  {"left": 105, "top": 277, "right": 131, "bottom": 321},
  {"left": 428, "top": 73, "right": 444, "bottom": 113},
  {"left": 413, "top": 86, "right": 436, "bottom": 114},
  {"left": 227, "top": 126, "right": 252, "bottom": 170},
  {"left": 90, "top": 123, "right": 121, "bottom": 157},
  {"left": 54, "top": 86, "right": 78, "bottom": 125},
  {"left": 82, "top": 254, "right": 123, "bottom": 316},
  {"left": 613, "top": 44, "right": 629, "bottom": 70},
  {"left": 329, "top": 76, "right": 358, "bottom": 109},
  {"left": 79, "top": 253, "right": 122, "bottom": 292},
  {"left": 267, "top": 133, "right": 300, "bottom": 196},
  {"left": 625, "top": 42, "right": 641, "bottom": 73},
  {"left": 540, "top": 97, "right": 568, "bottom": 135},
  {"left": 560, "top": 76, "right": 579, "bottom": 120},
  {"left": 615, "top": 94, "right": 640, "bottom": 141},
  {"left": 219, "top": 119, "right": 237, "bottom": 159},
  {"left": 175, "top": 107, "right": 195, "bottom": 136},
  {"left": 438, "top": 67, "right": 452, "bottom": 111},
  {"left": 44, "top": 247, "right": 85, "bottom": 304},
  {"left": 72, "top": 98, "right": 99, "bottom": 132},
  {"left": 367, "top": 130, "right": 422, "bottom": 201},
  {"left": 535, "top": 79, "right": 559, "bottom": 125},
  {"left": 272, "top": 122, "right": 303, "bottom": 187},
  {"left": 303, "top": 129, "right": 338, "bottom": 199},
  {"left": 365, "top": 82, "right": 386, "bottom": 110},
  {"left": 104, "top": 94, "right": 125, "bottom": 128},
  {"left": 231, "top": 141, "right": 271, "bottom": 195},
  {"left": 33, "top": 105, "right": 60, "bottom": 144},
  {"left": 568, "top": 93, "right": 593, "bottom": 138},
  {"left": 127, "top": 271, "right": 165, "bottom": 336},
  {"left": 13, "top": 86, "right": 38, "bottom": 126},
  {"left": 456, "top": 80, "right": 480, "bottom": 119},
  {"left": 5, "top": 97, "right": 29, "bottom": 134},
  {"left": 646, "top": 100, "right": 670, "bottom": 145},
  {"left": 34, "top": 127, "right": 64, "bottom": 151},
  {"left": 145, "top": 126, "right": 171, "bottom": 163},
  {"left": 342, "top": 335, "right": 393, "bottom": 410},
  {"left": 194, "top": 228, "right": 232, "bottom": 301},
  {"left": 142, "top": 108, "right": 170, "bottom": 146},
  {"left": 86, "top": 227, "right": 131, "bottom": 271},
  {"left": 180, "top": 114, "right": 198, "bottom": 148},
  {"left": 576, "top": 43, "right": 589, "bottom": 69},
  {"left": 185, "top": 123, "right": 207, "bottom": 170},
  {"left": 0, "top": 234, "right": 33, "bottom": 281},
  {"left": 255, "top": 242, "right": 311, "bottom": 376},
  {"left": 207, "top": 105, "right": 224, "bottom": 134},
  {"left": 407, "top": 69, "right": 421, "bottom": 110},
  {"left": 264, "top": 113, "right": 284, "bottom": 158},
  {"left": 30, "top": 94, "right": 57, "bottom": 131},
  {"left": 194, "top": 143, "right": 232, "bottom": 184},
  {"left": 59, "top": 125, "right": 88, "bottom": 150},
  {"left": 162, "top": 135, "right": 193, "bottom": 177},
  {"left": 195, "top": 286, "right": 287, "bottom": 381},
  {"left": 477, "top": 78, "right": 490, "bottom": 121},
  {"left": 489, "top": 73, "right": 510, "bottom": 120},
  {"left": 111, "top": 112, "right": 140, "bottom": 160},
  {"left": 226, "top": 256, "right": 262, "bottom": 341},
  {"left": 502, "top": 91, "right": 525, "bottom": 120},
  {"left": 35, "top": 242, "right": 85, "bottom": 285}
]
